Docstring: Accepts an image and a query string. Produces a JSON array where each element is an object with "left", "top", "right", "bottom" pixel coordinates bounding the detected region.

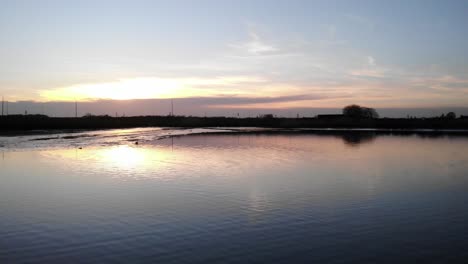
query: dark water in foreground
[{"left": 1, "top": 130, "right": 468, "bottom": 263}]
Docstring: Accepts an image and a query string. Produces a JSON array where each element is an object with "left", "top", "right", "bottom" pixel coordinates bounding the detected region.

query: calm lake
[{"left": 1, "top": 128, "right": 468, "bottom": 263}]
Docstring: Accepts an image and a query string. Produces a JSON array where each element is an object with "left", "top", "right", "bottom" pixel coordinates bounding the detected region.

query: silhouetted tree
[
  {"left": 446, "top": 112, "right": 456, "bottom": 119},
  {"left": 343, "top": 105, "right": 361, "bottom": 118},
  {"left": 342, "top": 105, "right": 379, "bottom": 119},
  {"left": 365, "top": 107, "right": 379, "bottom": 119}
]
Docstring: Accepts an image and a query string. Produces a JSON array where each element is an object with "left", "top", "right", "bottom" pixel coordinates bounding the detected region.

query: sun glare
[
  {"left": 41, "top": 78, "right": 189, "bottom": 101},
  {"left": 39, "top": 76, "right": 269, "bottom": 102},
  {"left": 42, "top": 145, "right": 173, "bottom": 178},
  {"left": 101, "top": 145, "right": 147, "bottom": 169}
]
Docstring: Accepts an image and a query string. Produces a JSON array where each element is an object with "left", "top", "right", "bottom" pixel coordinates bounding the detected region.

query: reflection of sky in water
[
  {"left": 1, "top": 132, "right": 468, "bottom": 263},
  {"left": 4, "top": 133, "right": 466, "bottom": 199}
]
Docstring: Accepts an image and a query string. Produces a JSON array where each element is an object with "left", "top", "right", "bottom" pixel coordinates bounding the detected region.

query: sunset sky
[{"left": 1, "top": 0, "right": 468, "bottom": 116}]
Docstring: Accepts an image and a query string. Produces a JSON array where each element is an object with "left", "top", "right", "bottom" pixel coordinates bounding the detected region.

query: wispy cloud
[
  {"left": 349, "top": 56, "right": 386, "bottom": 78},
  {"left": 410, "top": 75, "right": 468, "bottom": 93},
  {"left": 195, "top": 94, "right": 342, "bottom": 106},
  {"left": 349, "top": 69, "right": 385, "bottom": 78},
  {"left": 367, "top": 56, "right": 376, "bottom": 67},
  {"left": 229, "top": 28, "right": 277, "bottom": 55}
]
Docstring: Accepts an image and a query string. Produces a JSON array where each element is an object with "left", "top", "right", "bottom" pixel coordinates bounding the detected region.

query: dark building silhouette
[{"left": 316, "top": 114, "right": 345, "bottom": 120}]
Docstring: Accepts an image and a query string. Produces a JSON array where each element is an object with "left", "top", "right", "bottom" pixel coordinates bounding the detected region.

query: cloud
[
  {"left": 229, "top": 29, "right": 277, "bottom": 55},
  {"left": 349, "top": 69, "right": 385, "bottom": 78},
  {"left": 350, "top": 68, "right": 387, "bottom": 79},
  {"left": 367, "top": 56, "right": 376, "bottom": 67},
  {"left": 188, "top": 94, "right": 336, "bottom": 106},
  {"left": 246, "top": 31, "right": 277, "bottom": 54},
  {"left": 349, "top": 56, "right": 386, "bottom": 78},
  {"left": 410, "top": 75, "right": 468, "bottom": 93}
]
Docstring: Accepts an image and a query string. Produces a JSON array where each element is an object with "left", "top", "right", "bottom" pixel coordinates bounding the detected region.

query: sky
[{"left": 1, "top": 0, "right": 468, "bottom": 117}]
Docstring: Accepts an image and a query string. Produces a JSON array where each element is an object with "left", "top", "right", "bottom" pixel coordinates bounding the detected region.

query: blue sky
[{"left": 1, "top": 0, "right": 468, "bottom": 115}]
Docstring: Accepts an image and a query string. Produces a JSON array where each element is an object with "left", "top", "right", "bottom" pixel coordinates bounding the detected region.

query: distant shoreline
[{"left": 1, "top": 115, "right": 468, "bottom": 133}]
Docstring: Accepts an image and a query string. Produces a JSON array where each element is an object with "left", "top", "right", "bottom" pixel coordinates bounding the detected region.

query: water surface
[{"left": 1, "top": 129, "right": 468, "bottom": 263}]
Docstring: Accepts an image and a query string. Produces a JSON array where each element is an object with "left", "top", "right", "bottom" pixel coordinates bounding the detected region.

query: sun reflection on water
[
  {"left": 40, "top": 144, "right": 180, "bottom": 181},
  {"left": 99, "top": 145, "right": 148, "bottom": 170}
]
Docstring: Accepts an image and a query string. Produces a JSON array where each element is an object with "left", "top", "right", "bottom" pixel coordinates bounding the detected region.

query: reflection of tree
[{"left": 341, "top": 132, "right": 376, "bottom": 147}]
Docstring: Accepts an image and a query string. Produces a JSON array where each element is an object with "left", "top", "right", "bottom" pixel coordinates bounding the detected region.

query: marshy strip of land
[{"left": 1, "top": 114, "right": 468, "bottom": 132}]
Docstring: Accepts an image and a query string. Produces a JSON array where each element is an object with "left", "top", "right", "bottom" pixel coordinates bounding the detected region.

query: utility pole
[
  {"left": 171, "top": 99, "right": 174, "bottom": 116},
  {"left": 1, "top": 96, "right": 4, "bottom": 116},
  {"left": 75, "top": 100, "right": 78, "bottom": 118}
]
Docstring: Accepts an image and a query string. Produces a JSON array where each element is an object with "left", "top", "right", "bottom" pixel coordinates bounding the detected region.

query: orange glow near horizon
[
  {"left": 23, "top": 76, "right": 465, "bottom": 109},
  {"left": 39, "top": 76, "right": 268, "bottom": 102},
  {"left": 41, "top": 78, "right": 189, "bottom": 101}
]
